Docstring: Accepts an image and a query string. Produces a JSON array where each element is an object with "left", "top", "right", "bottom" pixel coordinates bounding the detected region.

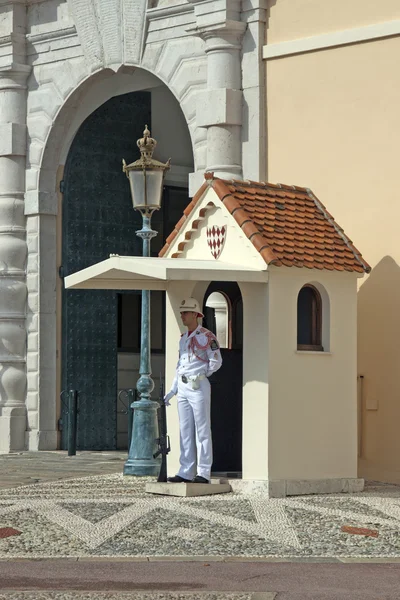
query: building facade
[
  {"left": 1, "top": 0, "right": 399, "bottom": 487},
  {"left": 263, "top": 0, "right": 400, "bottom": 484},
  {"left": 0, "top": 0, "right": 267, "bottom": 453}
]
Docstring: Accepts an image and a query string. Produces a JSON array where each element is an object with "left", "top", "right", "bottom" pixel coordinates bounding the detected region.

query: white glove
[{"left": 164, "top": 391, "right": 175, "bottom": 406}]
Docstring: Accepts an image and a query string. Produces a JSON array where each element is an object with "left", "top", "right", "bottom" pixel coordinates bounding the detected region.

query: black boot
[
  {"left": 167, "top": 475, "right": 191, "bottom": 483},
  {"left": 192, "top": 475, "right": 210, "bottom": 484}
]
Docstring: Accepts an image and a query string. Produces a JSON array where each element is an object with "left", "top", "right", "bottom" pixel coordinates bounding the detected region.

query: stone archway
[{"left": 26, "top": 66, "right": 197, "bottom": 450}]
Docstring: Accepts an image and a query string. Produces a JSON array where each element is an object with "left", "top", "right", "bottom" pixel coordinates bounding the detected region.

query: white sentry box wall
[
  {"left": 164, "top": 279, "right": 270, "bottom": 482},
  {"left": 267, "top": 267, "right": 359, "bottom": 487}
]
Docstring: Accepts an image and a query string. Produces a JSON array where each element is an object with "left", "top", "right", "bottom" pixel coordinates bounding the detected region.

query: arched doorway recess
[
  {"left": 203, "top": 282, "right": 243, "bottom": 475},
  {"left": 61, "top": 89, "right": 193, "bottom": 450}
]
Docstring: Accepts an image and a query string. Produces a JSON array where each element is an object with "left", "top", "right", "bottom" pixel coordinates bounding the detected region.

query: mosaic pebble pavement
[{"left": 1, "top": 475, "right": 400, "bottom": 559}]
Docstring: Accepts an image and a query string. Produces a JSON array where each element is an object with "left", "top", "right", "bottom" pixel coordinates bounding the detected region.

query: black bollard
[{"left": 67, "top": 390, "right": 78, "bottom": 456}]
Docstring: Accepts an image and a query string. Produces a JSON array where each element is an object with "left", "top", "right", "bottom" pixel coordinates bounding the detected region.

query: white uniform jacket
[{"left": 170, "top": 326, "right": 222, "bottom": 394}]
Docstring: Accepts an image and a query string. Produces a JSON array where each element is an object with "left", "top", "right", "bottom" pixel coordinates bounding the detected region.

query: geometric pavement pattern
[{"left": 1, "top": 475, "right": 400, "bottom": 558}]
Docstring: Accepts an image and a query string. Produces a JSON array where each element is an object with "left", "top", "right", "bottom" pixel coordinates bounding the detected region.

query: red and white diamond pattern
[{"left": 206, "top": 225, "right": 226, "bottom": 259}]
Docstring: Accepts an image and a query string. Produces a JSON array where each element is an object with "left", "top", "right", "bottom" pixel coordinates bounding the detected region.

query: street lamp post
[{"left": 122, "top": 126, "right": 170, "bottom": 476}]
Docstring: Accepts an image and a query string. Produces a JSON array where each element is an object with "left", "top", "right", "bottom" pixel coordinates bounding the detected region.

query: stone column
[
  {"left": 0, "top": 0, "right": 30, "bottom": 451},
  {"left": 189, "top": 0, "right": 246, "bottom": 182}
]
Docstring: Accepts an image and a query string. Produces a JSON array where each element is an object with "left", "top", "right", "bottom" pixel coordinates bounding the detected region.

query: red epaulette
[{"left": 200, "top": 327, "right": 217, "bottom": 340}]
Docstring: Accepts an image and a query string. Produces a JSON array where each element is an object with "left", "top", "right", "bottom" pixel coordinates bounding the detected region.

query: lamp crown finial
[{"left": 137, "top": 125, "right": 157, "bottom": 160}]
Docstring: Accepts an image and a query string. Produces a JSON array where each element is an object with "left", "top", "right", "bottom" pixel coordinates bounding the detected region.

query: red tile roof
[{"left": 159, "top": 174, "right": 370, "bottom": 273}]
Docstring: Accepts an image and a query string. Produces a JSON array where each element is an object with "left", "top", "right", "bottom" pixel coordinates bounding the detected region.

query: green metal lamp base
[
  {"left": 123, "top": 398, "right": 161, "bottom": 477},
  {"left": 123, "top": 459, "right": 160, "bottom": 477}
]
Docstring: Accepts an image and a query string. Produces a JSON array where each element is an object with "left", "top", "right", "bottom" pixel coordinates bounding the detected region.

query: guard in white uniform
[{"left": 164, "top": 297, "right": 222, "bottom": 483}]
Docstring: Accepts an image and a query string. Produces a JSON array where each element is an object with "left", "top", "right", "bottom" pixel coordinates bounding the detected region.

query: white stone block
[
  {"left": 25, "top": 191, "right": 58, "bottom": 216},
  {"left": 170, "top": 58, "right": 207, "bottom": 100},
  {"left": 0, "top": 123, "right": 27, "bottom": 157},
  {"left": 28, "top": 85, "right": 62, "bottom": 120},
  {"left": 26, "top": 391, "right": 39, "bottom": 411},
  {"left": 25, "top": 167, "right": 39, "bottom": 192},
  {"left": 26, "top": 352, "right": 39, "bottom": 372},
  {"left": 27, "top": 371, "right": 39, "bottom": 392},
  {"left": 26, "top": 324, "right": 39, "bottom": 352},
  {"left": 228, "top": 479, "right": 272, "bottom": 495},
  {"left": 27, "top": 411, "right": 38, "bottom": 430},
  {"left": 27, "top": 115, "right": 52, "bottom": 144},
  {"left": 26, "top": 274, "right": 39, "bottom": 293},
  {"left": 38, "top": 62, "right": 76, "bottom": 103},
  {"left": 27, "top": 292, "right": 39, "bottom": 313},
  {"left": 156, "top": 38, "right": 204, "bottom": 83},
  {"left": 146, "top": 482, "right": 232, "bottom": 497},
  {"left": 267, "top": 478, "right": 365, "bottom": 498},
  {"left": 26, "top": 215, "right": 39, "bottom": 234},
  {"left": 27, "top": 315, "right": 39, "bottom": 334},
  {"left": 26, "top": 255, "right": 39, "bottom": 274},
  {"left": 227, "top": 478, "right": 365, "bottom": 497},
  {"left": 341, "top": 478, "right": 365, "bottom": 493},
  {"left": 27, "top": 233, "right": 39, "bottom": 254},
  {"left": 196, "top": 89, "right": 242, "bottom": 127},
  {"left": 28, "top": 141, "right": 44, "bottom": 168}
]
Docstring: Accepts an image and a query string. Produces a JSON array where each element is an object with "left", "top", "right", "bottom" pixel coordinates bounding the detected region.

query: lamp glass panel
[
  {"left": 128, "top": 170, "right": 146, "bottom": 210},
  {"left": 128, "top": 169, "right": 164, "bottom": 210},
  {"left": 145, "top": 170, "right": 164, "bottom": 209}
]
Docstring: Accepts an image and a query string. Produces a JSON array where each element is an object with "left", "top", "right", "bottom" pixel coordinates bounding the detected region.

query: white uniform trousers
[{"left": 176, "top": 377, "right": 212, "bottom": 481}]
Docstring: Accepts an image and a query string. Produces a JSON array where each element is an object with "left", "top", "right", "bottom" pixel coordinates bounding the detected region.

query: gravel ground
[{"left": 1, "top": 474, "right": 400, "bottom": 559}]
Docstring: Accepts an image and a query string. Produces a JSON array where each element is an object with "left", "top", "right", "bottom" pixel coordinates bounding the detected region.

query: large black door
[
  {"left": 203, "top": 283, "right": 243, "bottom": 474},
  {"left": 61, "top": 92, "right": 151, "bottom": 450}
]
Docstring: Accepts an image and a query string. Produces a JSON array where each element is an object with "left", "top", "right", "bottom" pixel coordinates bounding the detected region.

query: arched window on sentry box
[{"left": 297, "top": 284, "right": 324, "bottom": 351}]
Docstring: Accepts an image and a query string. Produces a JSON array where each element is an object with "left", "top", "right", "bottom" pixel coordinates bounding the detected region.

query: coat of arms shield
[{"left": 206, "top": 225, "right": 226, "bottom": 259}]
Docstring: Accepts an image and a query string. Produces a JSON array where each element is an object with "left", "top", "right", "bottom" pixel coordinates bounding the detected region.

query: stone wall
[{"left": 0, "top": 0, "right": 267, "bottom": 450}]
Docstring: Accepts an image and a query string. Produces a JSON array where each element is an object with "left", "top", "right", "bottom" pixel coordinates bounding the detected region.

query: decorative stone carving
[
  {"left": 0, "top": 1, "right": 30, "bottom": 451},
  {"left": 66, "top": 0, "right": 148, "bottom": 69}
]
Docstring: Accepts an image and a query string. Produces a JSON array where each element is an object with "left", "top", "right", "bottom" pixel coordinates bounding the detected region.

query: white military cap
[{"left": 179, "top": 297, "right": 204, "bottom": 318}]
